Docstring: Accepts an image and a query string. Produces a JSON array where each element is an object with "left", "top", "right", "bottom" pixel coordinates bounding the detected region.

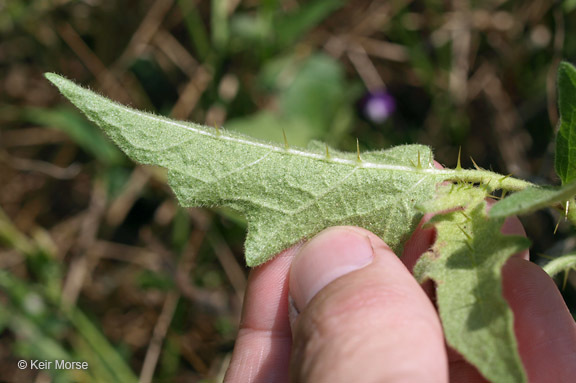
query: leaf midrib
[{"left": 122, "top": 104, "right": 442, "bottom": 172}]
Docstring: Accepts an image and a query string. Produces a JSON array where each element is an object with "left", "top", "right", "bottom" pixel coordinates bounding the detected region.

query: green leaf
[
  {"left": 543, "top": 253, "right": 576, "bottom": 278},
  {"left": 415, "top": 185, "right": 530, "bottom": 382},
  {"left": 489, "top": 182, "right": 576, "bottom": 219},
  {"left": 555, "top": 61, "right": 576, "bottom": 184},
  {"left": 45, "top": 73, "right": 450, "bottom": 266}
]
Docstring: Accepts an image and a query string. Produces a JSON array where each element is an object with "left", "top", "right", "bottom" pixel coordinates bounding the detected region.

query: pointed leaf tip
[{"left": 44, "top": 73, "right": 67, "bottom": 87}]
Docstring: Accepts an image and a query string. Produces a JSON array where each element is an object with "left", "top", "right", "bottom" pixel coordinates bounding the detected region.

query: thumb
[{"left": 289, "top": 227, "right": 448, "bottom": 383}]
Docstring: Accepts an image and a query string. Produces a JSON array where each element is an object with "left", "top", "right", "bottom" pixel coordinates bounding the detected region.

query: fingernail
[{"left": 289, "top": 227, "right": 375, "bottom": 313}]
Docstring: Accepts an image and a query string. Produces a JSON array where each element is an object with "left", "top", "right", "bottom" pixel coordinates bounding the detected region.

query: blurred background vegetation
[{"left": 1, "top": 0, "right": 576, "bottom": 381}]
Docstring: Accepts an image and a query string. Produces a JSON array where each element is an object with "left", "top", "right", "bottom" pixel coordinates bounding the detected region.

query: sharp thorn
[
  {"left": 562, "top": 270, "right": 569, "bottom": 290},
  {"left": 456, "top": 224, "right": 474, "bottom": 250},
  {"left": 457, "top": 224, "right": 473, "bottom": 242},
  {"left": 554, "top": 216, "right": 561, "bottom": 235},
  {"left": 536, "top": 253, "right": 554, "bottom": 260},
  {"left": 356, "top": 138, "right": 362, "bottom": 162},
  {"left": 417, "top": 151, "right": 422, "bottom": 169},
  {"left": 282, "top": 129, "right": 289, "bottom": 149},
  {"left": 325, "top": 143, "right": 331, "bottom": 160},
  {"left": 459, "top": 210, "right": 471, "bottom": 221},
  {"left": 470, "top": 156, "right": 481, "bottom": 171},
  {"left": 565, "top": 200, "right": 570, "bottom": 221},
  {"left": 214, "top": 123, "right": 221, "bottom": 135},
  {"left": 456, "top": 146, "right": 462, "bottom": 170}
]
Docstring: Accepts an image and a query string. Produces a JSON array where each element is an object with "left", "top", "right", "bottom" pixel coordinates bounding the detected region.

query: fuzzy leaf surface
[
  {"left": 415, "top": 185, "right": 530, "bottom": 382},
  {"left": 45, "top": 73, "right": 452, "bottom": 266},
  {"left": 489, "top": 182, "right": 576, "bottom": 218},
  {"left": 555, "top": 61, "right": 576, "bottom": 184}
]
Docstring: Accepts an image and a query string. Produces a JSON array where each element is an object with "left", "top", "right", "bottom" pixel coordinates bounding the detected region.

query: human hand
[{"left": 224, "top": 221, "right": 576, "bottom": 382}]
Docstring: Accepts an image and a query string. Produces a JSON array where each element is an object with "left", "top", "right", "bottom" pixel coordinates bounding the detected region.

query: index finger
[{"left": 224, "top": 245, "right": 299, "bottom": 383}]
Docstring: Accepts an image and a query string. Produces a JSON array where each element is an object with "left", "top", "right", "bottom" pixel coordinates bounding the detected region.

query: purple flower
[{"left": 361, "top": 90, "right": 396, "bottom": 124}]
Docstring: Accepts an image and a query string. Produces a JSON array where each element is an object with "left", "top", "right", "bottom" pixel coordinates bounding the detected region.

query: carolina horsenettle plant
[{"left": 45, "top": 62, "right": 576, "bottom": 383}]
